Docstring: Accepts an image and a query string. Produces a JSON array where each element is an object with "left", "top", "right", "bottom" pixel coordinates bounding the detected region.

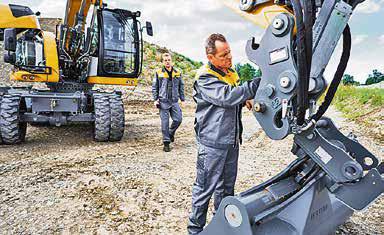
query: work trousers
[
  {"left": 187, "top": 143, "right": 239, "bottom": 234},
  {"left": 159, "top": 102, "right": 182, "bottom": 143}
]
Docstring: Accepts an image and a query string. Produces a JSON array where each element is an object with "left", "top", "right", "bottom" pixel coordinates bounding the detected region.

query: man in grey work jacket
[
  {"left": 152, "top": 53, "right": 185, "bottom": 152},
  {"left": 187, "top": 34, "right": 260, "bottom": 234}
]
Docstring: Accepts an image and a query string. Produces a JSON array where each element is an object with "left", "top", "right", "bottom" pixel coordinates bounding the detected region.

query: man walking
[
  {"left": 152, "top": 53, "right": 185, "bottom": 152},
  {"left": 187, "top": 34, "right": 260, "bottom": 234}
]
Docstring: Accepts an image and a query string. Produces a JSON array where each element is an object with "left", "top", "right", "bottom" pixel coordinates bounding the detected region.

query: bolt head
[
  {"left": 273, "top": 18, "right": 284, "bottom": 29},
  {"left": 225, "top": 205, "right": 243, "bottom": 228},
  {"left": 254, "top": 102, "right": 266, "bottom": 113},
  {"left": 239, "top": 0, "right": 255, "bottom": 11},
  {"left": 280, "top": 77, "right": 291, "bottom": 88}
]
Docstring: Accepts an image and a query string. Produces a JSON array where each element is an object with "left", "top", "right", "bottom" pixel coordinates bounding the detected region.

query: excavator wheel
[
  {"left": 0, "top": 94, "right": 27, "bottom": 144},
  {"left": 93, "top": 94, "right": 111, "bottom": 142},
  {"left": 109, "top": 94, "right": 125, "bottom": 141}
]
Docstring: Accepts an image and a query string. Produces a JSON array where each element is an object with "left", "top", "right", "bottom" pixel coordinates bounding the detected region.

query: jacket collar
[
  {"left": 162, "top": 66, "right": 178, "bottom": 73},
  {"left": 208, "top": 62, "right": 235, "bottom": 77}
]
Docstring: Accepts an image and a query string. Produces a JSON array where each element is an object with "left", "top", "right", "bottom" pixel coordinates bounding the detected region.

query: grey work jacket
[
  {"left": 152, "top": 67, "right": 185, "bottom": 103},
  {"left": 193, "top": 64, "right": 260, "bottom": 149}
]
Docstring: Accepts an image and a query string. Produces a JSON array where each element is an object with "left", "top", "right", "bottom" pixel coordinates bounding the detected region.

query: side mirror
[
  {"left": 0, "top": 29, "right": 4, "bottom": 41},
  {"left": 146, "top": 21, "right": 153, "bottom": 36},
  {"left": 4, "top": 28, "right": 17, "bottom": 52},
  {"left": 4, "top": 51, "right": 16, "bottom": 65}
]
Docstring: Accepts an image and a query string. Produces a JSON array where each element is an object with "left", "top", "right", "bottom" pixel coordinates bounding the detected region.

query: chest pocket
[{"left": 173, "top": 77, "right": 180, "bottom": 90}]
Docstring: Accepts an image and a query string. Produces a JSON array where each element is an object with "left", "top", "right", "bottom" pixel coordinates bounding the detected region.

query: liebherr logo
[{"left": 310, "top": 204, "right": 329, "bottom": 221}]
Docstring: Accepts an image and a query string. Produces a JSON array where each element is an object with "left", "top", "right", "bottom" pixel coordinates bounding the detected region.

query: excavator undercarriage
[{"left": 0, "top": 1, "right": 153, "bottom": 144}]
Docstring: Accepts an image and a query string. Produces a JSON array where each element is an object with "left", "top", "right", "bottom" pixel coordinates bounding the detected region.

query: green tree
[
  {"left": 365, "top": 69, "right": 384, "bottom": 85},
  {"left": 342, "top": 74, "right": 359, "bottom": 86},
  {"left": 235, "top": 63, "right": 261, "bottom": 84}
]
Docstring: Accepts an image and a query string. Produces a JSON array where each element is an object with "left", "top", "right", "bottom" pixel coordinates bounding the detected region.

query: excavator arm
[
  {"left": 202, "top": 1, "right": 384, "bottom": 234},
  {"left": 63, "top": 0, "right": 98, "bottom": 28}
]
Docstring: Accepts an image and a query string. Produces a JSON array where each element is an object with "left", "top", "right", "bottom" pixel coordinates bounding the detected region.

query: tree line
[
  {"left": 342, "top": 69, "right": 384, "bottom": 86},
  {"left": 235, "top": 63, "right": 383, "bottom": 86}
]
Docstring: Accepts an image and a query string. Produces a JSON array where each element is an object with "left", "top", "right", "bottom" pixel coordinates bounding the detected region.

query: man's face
[
  {"left": 207, "top": 41, "right": 232, "bottom": 71},
  {"left": 162, "top": 55, "right": 173, "bottom": 70}
]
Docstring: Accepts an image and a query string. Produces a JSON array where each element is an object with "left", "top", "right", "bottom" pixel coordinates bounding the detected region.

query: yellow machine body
[
  {"left": 2, "top": 0, "right": 146, "bottom": 87},
  {"left": 221, "top": 0, "right": 294, "bottom": 29},
  {"left": 10, "top": 31, "right": 60, "bottom": 83},
  {"left": 87, "top": 76, "right": 139, "bottom": 86},
  {"left": 0, "top": 4, "right": 40, "bottom": 29}
]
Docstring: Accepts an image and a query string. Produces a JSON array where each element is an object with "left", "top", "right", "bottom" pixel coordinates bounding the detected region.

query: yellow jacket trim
[
  {"left": 156, "top": 67, "right": 181, "bottom": 79},
  {"left": 196, "top": 64, "right": 240, "bottom": 87}
]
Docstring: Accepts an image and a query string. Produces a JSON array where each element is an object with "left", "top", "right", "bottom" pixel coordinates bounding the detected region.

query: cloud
[
  {"left": 352, "top": 34, "right": 368, "bottom": 45},
  {"left": 355, "top": 0, "right": 382, "bottom": 14},
  {"left": 325, "top": 36, "right": 384, "bottom": 83},
  {"left": 379, "top": 35, "right": 384, "bottom": 45},
  {"left": 36, "top": 0, "right": 66, "bottom": 18}
]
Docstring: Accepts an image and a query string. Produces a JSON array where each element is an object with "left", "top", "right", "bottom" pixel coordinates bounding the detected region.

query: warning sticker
[{"left": 315, "top": 147, "right": 333, "bottom": 164}]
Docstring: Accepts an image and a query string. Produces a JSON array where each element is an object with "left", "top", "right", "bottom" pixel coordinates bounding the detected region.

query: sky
[{"left": 3, "top": 0, "right": 384, "bottom": 83}]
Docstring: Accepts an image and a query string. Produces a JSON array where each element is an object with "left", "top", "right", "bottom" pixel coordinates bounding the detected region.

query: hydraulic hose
[
  {"left": 291, "top": 0, "right": 308, "bottom": 126},
  {"left": 311, "top": 25, "right": 351, "bottom": 122},
  {"left": 303, "top": 0, "right": 315, "bottom": 106}
]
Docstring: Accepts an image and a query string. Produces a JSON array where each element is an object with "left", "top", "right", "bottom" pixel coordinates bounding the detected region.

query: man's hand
[
  {"left": 245, "top": 100, "right": 253, "bottom": 111},
  {"left": 154, "top": 100, "right": 160, "bottom": 108}
]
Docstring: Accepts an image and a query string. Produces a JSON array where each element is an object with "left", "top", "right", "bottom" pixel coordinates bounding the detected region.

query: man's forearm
[{"left": 198, "top": 77, "right": 260, "bottom": 108}]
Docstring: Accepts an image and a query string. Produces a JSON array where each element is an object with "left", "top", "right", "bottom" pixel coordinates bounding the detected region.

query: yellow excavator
[{"left": 0, "top": 1, "right": 153, "bottom": 144}]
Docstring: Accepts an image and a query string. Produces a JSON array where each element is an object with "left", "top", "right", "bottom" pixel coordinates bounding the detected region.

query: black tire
[
  {"left": 93, "top": 94, "right": 111, "bottom": 142},
  {"left": 0, "top": 95, "right": 27, "bottom": 144},
  {"left": 109, "top": 94, "right": 125, "bottom": 141}
]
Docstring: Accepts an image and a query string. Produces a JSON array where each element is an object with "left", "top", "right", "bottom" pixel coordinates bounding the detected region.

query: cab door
[{"left": 87, "top": 8, "right": 141, "bottom": 86}]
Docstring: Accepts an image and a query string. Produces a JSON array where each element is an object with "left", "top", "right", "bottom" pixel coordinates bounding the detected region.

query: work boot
[
  {"left": 163, "top": 142, "right": 171, "bottom": 152},
  {"left": 170, "top": 134, "right": 175, "bottom": 143}
]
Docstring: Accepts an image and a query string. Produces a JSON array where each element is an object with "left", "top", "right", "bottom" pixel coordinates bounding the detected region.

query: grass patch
[
  {"left": 333, "top": 86, "right": 383, "bottom": 120},
  {"left": 331, "top": 85, "right": 383, "bottom": 143}
]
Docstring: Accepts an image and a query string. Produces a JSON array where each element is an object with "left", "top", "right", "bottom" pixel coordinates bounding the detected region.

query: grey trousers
[
  {"left": 159, "top": 102, "right": 182, "bottom": 143},
  {"left": 187, "top": 143, "right": 239, "bottom": 235}
]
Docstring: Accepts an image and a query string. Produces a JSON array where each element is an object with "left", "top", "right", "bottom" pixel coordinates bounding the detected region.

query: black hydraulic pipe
[
  {"left": 311, "top": 25, "right": 351, "bottom": 122},
  {"left": 303, "top": 0, "right": 315, "bottom": 108},
  {"left": 291, "top": 0, "right": 308, "bottom": 126}
]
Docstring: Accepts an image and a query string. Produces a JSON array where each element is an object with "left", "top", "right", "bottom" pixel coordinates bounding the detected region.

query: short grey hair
[{"left": 205, "top": 33, "right": 227, "bottom": 55}]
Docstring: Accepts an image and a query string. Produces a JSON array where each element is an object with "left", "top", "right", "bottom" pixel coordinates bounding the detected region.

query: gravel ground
[{"left": 0, "top": 90, "right": 383, "bottom": 234}]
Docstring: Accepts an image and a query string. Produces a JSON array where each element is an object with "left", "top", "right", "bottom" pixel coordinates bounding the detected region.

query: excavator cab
[
  {"left": 80, "top": 6, "right": 153, "bottom": 85},
  {"left": 93, "top": 8, "right": 142, "bottom": 78}
]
